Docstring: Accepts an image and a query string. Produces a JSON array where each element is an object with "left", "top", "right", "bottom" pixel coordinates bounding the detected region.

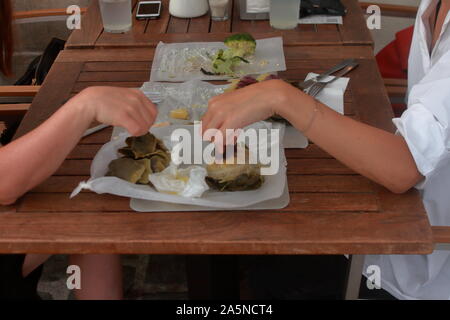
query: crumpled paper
[{"left": 149, "top": 165, "right": 209, "bottom": 198}]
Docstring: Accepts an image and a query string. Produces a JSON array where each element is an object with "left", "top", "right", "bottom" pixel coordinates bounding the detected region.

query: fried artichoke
[
  {"left": 107, "top": 133, "right": 171, "bottom": 185},
  {"left": 206, "top": 151, "right": 264, "bottom": 192},
  {"left": 106, "top": 158, "right": 147, "bottom": 184}
]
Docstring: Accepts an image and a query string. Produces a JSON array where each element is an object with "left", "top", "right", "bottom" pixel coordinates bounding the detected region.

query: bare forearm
[
  {"left": 0, "top": 86, "right": 158, "bottom": 205},
  {"left": 0, "top": 86, "right": 157, "bottom": 205},
  {"left": 281, "top": 91, "right": 423, "bottom": 193},
  {"left": 0, "top": 98, "right": 93, "bottom": 204}
]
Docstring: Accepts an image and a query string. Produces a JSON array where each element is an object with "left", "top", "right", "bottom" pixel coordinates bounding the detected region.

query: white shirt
[{"left": 364, "top": 0, "right": 450, "bottom": 299}]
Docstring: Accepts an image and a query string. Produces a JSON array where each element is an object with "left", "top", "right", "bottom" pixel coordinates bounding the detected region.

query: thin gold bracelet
[{"left": 302, "top": 99, "right": 320, "bottom": 134}]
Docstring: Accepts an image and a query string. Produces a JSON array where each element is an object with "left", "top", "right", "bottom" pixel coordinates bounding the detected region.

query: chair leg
[{"left": 344, "top": 255, "right": 365, "bottom": 300}]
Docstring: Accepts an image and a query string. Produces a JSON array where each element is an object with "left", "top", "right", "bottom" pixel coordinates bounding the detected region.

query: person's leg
[
  {"left": 69, "top": 254, "right": 123, "bottom": 300},
  {"left": 22, "top": 254, "right": 51, "bottom": 277}
]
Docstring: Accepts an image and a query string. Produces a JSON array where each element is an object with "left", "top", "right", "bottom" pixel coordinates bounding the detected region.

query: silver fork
[
  {"left": 307, "top": 62, "right": 359, "bottom": 98},
  {"left": 298, "top": 59, "right": 356, "bottom": 90}
]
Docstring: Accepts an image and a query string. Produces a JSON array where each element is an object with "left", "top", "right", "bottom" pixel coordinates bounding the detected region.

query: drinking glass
[
  {"left": 269, "top": 0, "right": 301, "bottom": 30},
  {"left": 209, "top": 0, "right": 231, "bottom": 21},
  {"left": 99, "top": 0, "right": 132, "bottom": 33}
]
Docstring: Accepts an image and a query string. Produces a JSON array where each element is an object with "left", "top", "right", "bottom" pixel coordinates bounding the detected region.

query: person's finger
[
  {"left": 130, "top": 107, "right": 149, "bottom": 131},
  {"left": 201, "top": 110, "right": 214, "bottom": 135},
  {"left": 138, "top": 103, "right": 154, "bottom": 127},
  {"left": 127, "top": 95, "right": 153, "bottom": 128},
  {"left": 135, "top": 90, "right": 158, "bottom": 119},
  {"left": 219, "top": 123, "right": 239, "bottom": 147},
  {"left": 202, "top": 98, "right": 220, "bottom": 131},
  {"left": 203, "top": 114, "right": 226, "bottom": 140},
  {"left": 119, "top": 117, "right": 144, "bottom": 136},
  {"left": 213, "top": 130, "right": 225, "bottom": 156},
  {"left": 122, "top": 107, "right": 150, "bottom": 135}
]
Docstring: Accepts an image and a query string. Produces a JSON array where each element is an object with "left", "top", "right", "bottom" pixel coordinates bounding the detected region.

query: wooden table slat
[
  {"left": 68, "top": 0, "right": 373, "bottom": 49},
  {"left": 187, "top": 12, "right": 211, "bottom": 34},
  {"left": 18, "top": 192, "right": 379, "bottom": 213},
  {"left": 0, "top": 211, "right": 431, "bottom": 255},
  {"left": 146, "top": 0, "right": 171, "bottom": 34},
  {"left": 14, "top": 62, "right": 84, "bottom": 138},
  {"left": 339, "top": 0, "right": 374, "bottom": 46},
  {"left": 65, "top": 0, "right": 104, "bottom": 49}
]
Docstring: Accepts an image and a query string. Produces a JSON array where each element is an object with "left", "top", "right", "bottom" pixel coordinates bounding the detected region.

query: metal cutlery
[
  {"left": 307, "top": 61, "right": 359, "bottom": 98},
  {"left": 298, "top": 58, "right": 357, "bottom": 90},
  {"left": 82, "top": 124, "right": 110, "bottom": 138},
  {"left": 144, "top": 92, "right": 163, "bottom": 104}
]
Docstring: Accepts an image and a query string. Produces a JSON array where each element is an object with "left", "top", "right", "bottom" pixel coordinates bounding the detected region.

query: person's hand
[
  {"left": 202, "top": 79, "right": 309, "bottom": 140},
  {"left": 76, "top": 86, "right": 157, "bottom": 136}
]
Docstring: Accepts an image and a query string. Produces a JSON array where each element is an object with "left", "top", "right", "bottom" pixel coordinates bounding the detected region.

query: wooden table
[
  {"left": 1, "top": 45, "right": 432, "bottom": 255},
  {"left": 66, "top": 0, "right": 373, "bottom": 49},
  {"left": 0, "top": 3, "right": 432, "bottom": 300}
]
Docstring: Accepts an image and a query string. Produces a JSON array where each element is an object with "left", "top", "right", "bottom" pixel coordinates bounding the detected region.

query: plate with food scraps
[
  {"left": 71, "top": 123, "right": 288, "bottom": 210},
  {"left": 150, "top": 34, "right": 286, "bottom": 82}
]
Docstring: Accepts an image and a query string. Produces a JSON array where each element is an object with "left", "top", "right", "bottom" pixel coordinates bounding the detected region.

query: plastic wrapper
[
  {"left": 149, "top": 165, "right": 209, "bottom": 198},
  {"left": 150, "top": 37, "right": 287, "bottom": 82},
  {"left": 140, "top": 80, "right": 227, "bottom": 125}
]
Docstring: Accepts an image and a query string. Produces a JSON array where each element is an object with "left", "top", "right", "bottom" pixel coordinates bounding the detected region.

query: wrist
[
  {"left": 70, "top": 87, "right": 98, "bottom": 123},
  {"left": 267, "top": 80, "right": 297, "bottom": 115},
  {"left": 275, "top": 83, "right": 317, "bottom": 127}
]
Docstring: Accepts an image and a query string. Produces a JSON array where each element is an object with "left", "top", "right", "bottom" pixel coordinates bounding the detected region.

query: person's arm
[
  {"left": 202, "top": 80, "right": 423, "bottom": 194},
  {"left": 0, "top": 86, "right": 157, "bottom": 205}
]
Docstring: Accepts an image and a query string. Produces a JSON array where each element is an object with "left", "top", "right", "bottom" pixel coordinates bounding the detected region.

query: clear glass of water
[
  {"left": 270, "top": 0, "right": 301, "bottom": 30},
  {"left": 208, "top": 0, "right": 230, "bottom": 21},
  {"left": 99, "top": 0, "right": 133, "bottom": 33}
]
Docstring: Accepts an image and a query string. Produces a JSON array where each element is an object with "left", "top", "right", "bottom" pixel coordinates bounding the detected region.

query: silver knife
[
  {"left": 298, "top": 58, "right": 357, "bottom": 90},
  {"left": 82, "top": 124, "right": 110, "bottom": 138}
]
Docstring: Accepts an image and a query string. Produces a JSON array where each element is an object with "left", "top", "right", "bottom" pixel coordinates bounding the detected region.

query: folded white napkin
[
  {"left": 283, "top": 72, "right": 349, "bottom": 148},
  {"left": 305, "top": 72, "right": 350, "bottom": 114},
  {"left": 246, "top": 0, "right": 270, "bottom": 13}
]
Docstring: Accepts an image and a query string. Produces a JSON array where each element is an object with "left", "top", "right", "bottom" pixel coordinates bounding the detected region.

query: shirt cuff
[{"left": 392, "top": 103, "right": 447, "bottom": 180}]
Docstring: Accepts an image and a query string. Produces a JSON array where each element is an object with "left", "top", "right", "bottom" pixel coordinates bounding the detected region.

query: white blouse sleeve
[{"left": 393, "top": 76, "right": 450, "bottom": 179}]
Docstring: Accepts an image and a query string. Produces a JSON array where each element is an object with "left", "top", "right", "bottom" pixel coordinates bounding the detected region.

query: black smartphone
[{"left": 136, "top": 1, "right": 162, "bottom": 20}]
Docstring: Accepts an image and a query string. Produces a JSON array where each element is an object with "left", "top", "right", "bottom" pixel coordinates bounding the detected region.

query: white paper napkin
[
  {"left": 298, "top": 15, "right": 343, "bottom": 25},
  {"left": 283, "top": 73, "right": 349, "bottom": 149},
  {"left": 246, "top": 0, "right": 270, "bottom": 13}
]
